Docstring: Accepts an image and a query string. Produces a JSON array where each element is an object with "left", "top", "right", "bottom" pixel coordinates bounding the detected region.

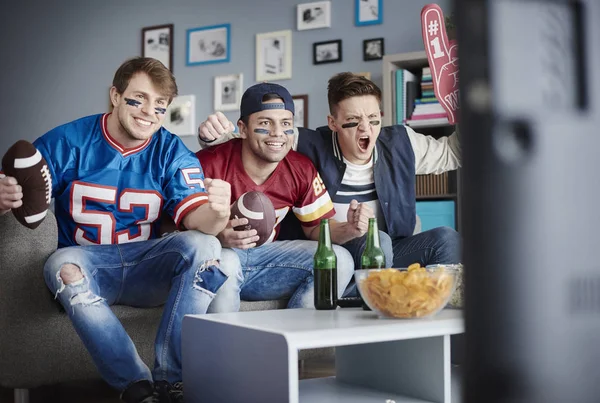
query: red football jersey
[{"left": 196, "top": 139, "right": 335, "bottom": 243}]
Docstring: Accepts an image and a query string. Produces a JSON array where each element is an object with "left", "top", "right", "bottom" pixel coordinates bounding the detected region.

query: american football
[
  {"left": 230, "top": 191, "right": 277, "bottom": 247},
  {"left": 1, "top": 140, "right": 52, "bottom": 229}
]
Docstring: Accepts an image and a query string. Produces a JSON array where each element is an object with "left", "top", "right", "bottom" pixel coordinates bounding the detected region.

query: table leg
[
  {"left": 336, "top": 335, "right": 452, "bottom": 403},
  {"left": 182, "top": 317, "right": 299, "bottom": 403}
]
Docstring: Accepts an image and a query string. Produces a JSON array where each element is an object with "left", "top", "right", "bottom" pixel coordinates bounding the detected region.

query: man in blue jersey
[{"left": 0, "top": 57, "right": 229, "bottom": 403}]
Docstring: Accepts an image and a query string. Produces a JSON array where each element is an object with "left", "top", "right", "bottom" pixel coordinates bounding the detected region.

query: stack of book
[
  {"left": 405, "top": 67, "right": 449, "bottom": 128},
  {"left": 415, "top": 172, "right": 449, "bottom": 197}
]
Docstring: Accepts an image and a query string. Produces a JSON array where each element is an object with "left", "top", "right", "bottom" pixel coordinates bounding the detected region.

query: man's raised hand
[{"left": 198, "top": 111, "right": 236, "bottom": 143}]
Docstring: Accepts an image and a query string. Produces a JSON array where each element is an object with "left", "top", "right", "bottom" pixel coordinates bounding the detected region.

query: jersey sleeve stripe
[
  {"left": 299, "top": 206, "right": 336, "bottom": 227},
  {"left": 292, "top": 192, "right": 332, "bottom": 216},
  {"left": 174, "top": 193, "right": 208, "bottom": 226},
  {"left": 294, "top": 199, "right": 334, "bottom": 224}
]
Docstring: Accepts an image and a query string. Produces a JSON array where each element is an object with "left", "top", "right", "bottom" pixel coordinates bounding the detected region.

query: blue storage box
[{"left": 416, "top": 200, "right": 456, "bottom": 231}]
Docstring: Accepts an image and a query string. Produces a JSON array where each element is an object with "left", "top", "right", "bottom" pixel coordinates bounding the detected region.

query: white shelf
[
  {"left": 300, "top": 367, "right": 463, "bottom": 403},
  {"left": 300, "top": 377, "right": 433, "bottom": 403},
  {"left": 406, "top": 120, "right": 452, "bottom": 129}
]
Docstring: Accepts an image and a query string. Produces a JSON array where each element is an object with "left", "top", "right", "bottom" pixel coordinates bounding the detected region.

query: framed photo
[
  {"left": 186, "top": 23, "right": 230, "bottom": 66},
  {"left": 363, "top": 37, "right": 384, "bottom": 61},
  {"left": 162, "top": 95, "right": 196, "bottom": 136},
  {"left": 142, "top": 24, "right": 173, "bottom": 71},
  {"left": 256, "top": 30, "right": 292, "bottom": 81},
  {"left": 313, "top": 39, "right": 342, "bottom": 65},
  {"left": 355, "top": 0, "right": 383, "bottom": 26},
  {"left": 292, "top": 95, "right": 308, "bottom": 128},
  {"left": 354, "top": 71, "right": 372, "bottom": 80},
  {"left": 297, "top": 1, "right": 331, "bottom": 31},
  {"left": 214, "top": 74, "right": 243, "bottom": 111}
]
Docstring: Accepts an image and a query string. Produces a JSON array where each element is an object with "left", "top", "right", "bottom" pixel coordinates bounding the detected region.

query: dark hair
[
  {"left": 112, "top": 57, "right": 178, "bottom": 102},
  {"left": 327, "top": 72, "right": 382, "bottom": 115},
  {"left": 240, "top": 93, "right": 283, "bottom": 125}
]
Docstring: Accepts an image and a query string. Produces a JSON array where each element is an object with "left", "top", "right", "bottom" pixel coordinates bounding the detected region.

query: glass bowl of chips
[{"left": 355, "top": 263, "right": 459, "bottom": 319}]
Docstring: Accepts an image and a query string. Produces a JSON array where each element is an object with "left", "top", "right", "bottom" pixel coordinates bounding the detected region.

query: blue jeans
[
  {"left": 208, "top": 240, "right": 355, "bottom": 312},
  {"left": 341, "top": 227, "right": 461, "bottom": 297},
  {"left": 43, "top": 231, "right": 226, "bottom": 391},
  {"left": 392, "top": 226, "right": 461, "bottom": 267}
]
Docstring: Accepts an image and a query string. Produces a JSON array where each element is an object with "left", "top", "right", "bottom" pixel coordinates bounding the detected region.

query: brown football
[
  {"left": 1, "top": 140, "right": 52, "bottom": 229},
  {"left": 229, "top": 191, "right": 277, "bottom": 247}
]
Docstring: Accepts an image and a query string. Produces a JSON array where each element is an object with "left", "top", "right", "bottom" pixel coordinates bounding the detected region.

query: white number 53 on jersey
[{"left": 71, "top": 182, "right": 163, "bottom": 245}]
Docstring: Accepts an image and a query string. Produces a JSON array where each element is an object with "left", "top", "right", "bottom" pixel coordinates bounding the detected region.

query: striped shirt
[{"left": 331, "top": 156, "right": 387, "bottom": 232}]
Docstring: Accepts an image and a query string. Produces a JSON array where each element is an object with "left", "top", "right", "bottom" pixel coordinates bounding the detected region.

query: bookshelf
[
  {"left": 381, "top": 50, "right": 462, "bottom": 232},
  {"left": 382, "top": 51, "right": 429, "bottom": 127}
]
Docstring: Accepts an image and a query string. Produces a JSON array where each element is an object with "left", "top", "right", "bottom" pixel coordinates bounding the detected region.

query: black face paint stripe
[
  {"left": 284, "top": 129, "right": 294, "bottom": 135},
  {"left": 369, "top": 120, "right": 380, "bottom": 126},
  {"left": 254, "top": 128, "right": 270, "bottom": 135},
  {"left": 124, "top": 98, "right": 142, "bottom": 107},
  {"left": 155, "top": 107, "right": 167, "bottom": 115},
  {"left": 341, "top": 122, "right": 359, "bottom": 128}
]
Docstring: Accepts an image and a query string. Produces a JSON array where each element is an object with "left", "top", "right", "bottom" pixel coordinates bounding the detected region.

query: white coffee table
[{"left": 182, "top": 308, "right": 464, "bottom": 403}]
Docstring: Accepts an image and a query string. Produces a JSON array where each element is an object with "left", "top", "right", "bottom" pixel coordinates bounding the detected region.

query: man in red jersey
[{"left": 196, "top": 83, "right": 369, "bottom": 311}]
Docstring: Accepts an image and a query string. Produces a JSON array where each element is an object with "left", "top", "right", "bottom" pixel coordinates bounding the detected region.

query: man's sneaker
[
  {"left": 155, "top": 380, "right": 184, "bottom": 403},
  {"left": 121, "top": 380, "right": 160, "bottom": 403}
]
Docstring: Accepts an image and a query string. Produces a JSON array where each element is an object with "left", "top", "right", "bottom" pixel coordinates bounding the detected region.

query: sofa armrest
[{"left": 0, "top": 210, "right": 60, "bottom": 320}]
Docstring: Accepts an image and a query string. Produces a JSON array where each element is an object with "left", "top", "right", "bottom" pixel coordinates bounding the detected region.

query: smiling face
[
  {"left": 238, "top": 98, "right": 295, "bottom": 164},
  {"left": 110, "top": 72, "right": 170, "bottom": 145},
  {"left": 327, "top": 95, "right": 382, "bottom": 165}
]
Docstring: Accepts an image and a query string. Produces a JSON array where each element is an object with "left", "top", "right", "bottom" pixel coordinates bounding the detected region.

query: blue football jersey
[{"left": 33, "top": 113, "right": 207, "bottom": 248}]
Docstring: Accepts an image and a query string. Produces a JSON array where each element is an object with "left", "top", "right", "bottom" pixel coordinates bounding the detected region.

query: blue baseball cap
[{"left": 239, "top": 83, "right": 295, "bottom": 120}]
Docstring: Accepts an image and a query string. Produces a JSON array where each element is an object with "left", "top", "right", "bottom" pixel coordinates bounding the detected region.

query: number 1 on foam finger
[{"left": 430, "top": 37, "right": 445, "bottom": 59}]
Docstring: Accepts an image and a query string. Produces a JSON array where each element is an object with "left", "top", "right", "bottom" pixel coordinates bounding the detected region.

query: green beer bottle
[
  {"left": 360, "top": 218, "right": 386, "bottom": 310},
  {"left": 314, "top": 219, "right": 338, "bottom": 310}
]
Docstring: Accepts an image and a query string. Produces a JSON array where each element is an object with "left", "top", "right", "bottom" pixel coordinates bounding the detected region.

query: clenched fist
[
  {"left": 346, "top": 199, "right": 375, "bottom": 237},
  {"left": 204, "top": 178, "right": 231, "bottom": 219},
  {"left": 198, "top": 111, "right": 236, "bottom": 143},
  {"left": 0, "top": 176, "right": 23, "bottom": 212}
]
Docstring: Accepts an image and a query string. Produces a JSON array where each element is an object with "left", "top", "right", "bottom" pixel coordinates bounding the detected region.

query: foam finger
[{"left": 421, "top": 4, "right": 459, "bottom": 123}]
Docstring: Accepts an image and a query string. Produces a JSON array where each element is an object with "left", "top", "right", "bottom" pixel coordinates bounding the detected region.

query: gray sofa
[{"left": 0, "top": 210, "right": 324, "bottom": 401}]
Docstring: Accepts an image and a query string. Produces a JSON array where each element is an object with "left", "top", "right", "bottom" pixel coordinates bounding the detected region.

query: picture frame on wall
[
  {"left": 355, "top": 0, "right": 383, "bottom": 26},
  {"left": 363, "top": 37, "right": 384, "bottom": 61},
  {"left": 256, "top": 30, "right": 292, "bottom": 81},
  {"left": 297, "top": 1, "right": 331, "bottom": 31},
  {"left": 186, "top": 23, "right": 230, "bottom": 66},
  {"left": 162, "top": 95, "right": 196, "bottom": 136},
  {"left": 214, "top": 74, "right": 243, "bottom": 111},
  {"left": 313, "top": 39, "right": 342, "bottom": 64},
  {"left": 292, "top": 95, "right": 308, "bottom": 128},
  {"left": 142, "top": 24, "right": 173, "bottom": 71}
]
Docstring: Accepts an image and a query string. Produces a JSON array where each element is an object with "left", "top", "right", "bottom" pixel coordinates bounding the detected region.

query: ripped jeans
[{"left": 43, "top": 230, "right": 227, "bottom": 392}]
